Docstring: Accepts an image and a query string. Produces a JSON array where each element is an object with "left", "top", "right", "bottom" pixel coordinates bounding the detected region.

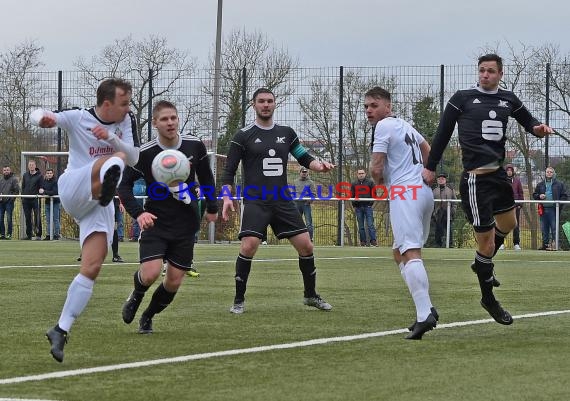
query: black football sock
[
  {"left": 112, "top": 230, "right": 119, "bottom": 257},
  {"left": 234, "top": 253, "right": 252, "bottom": 303},
  {"left": 473, "top": 252, "right": 496, "bottom": 305},
  {"left": 142, "top": 283, "right": 176, "bottom": 318},
  {"left": 299, "top": 254, "right": 317, "bottom": 298},
  {"left": 133, "top": 270, "right": 151, "bottom": 295},
  {"left": 493, "top": 228, "right": 507, "bottom": 256}
]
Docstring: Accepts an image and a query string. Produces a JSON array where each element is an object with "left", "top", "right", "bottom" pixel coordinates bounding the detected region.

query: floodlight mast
[{"left": 209, "top": 0, "right": 223, "bottom": 243}]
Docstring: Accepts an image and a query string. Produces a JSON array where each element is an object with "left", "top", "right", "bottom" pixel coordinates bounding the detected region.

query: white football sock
[
  {"left": 401, "top": 259, "right": 432, "bottom": 322},
  {"left": 99, "top": 156, "right": 125, "bottom": 184},
  {"left": 57, "top": 273, "right": 95, "bottom": 332}
]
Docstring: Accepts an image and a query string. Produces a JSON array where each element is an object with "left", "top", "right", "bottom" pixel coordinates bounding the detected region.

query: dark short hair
[
  {"left": 96, "top": 78, "right": 133, "bottom": 106},
  {"left": 45, "top": 168, "right": 54, "bottom": 173},
  {"left": 252, "top": 88, "right": 275, "bottom": 102},
  {"left": 478, "top": 53, "right": 503, "bottom": 72},
  {"left": 152, "top": 100, "right": 178, "bottom": 118},
  {"left": 364, "top": 86, "right": 391, "bottom": 102},
  {"left": 437, "top": 173, "right": 447, "bottom": 178}
]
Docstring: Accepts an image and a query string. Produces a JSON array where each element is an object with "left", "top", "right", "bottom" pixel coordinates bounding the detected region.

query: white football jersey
[
  {"left": 55, "top": 108, "right": 138, "bottom": 171},
  {"left": 372, "top": 117, "right": 425, "bottom": 187}
]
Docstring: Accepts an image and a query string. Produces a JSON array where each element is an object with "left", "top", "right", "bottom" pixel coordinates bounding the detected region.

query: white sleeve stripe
[{"left": 448, "top": 101, "right": 461, "bottom": 111}]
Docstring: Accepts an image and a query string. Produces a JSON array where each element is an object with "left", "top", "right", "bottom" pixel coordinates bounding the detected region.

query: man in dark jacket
[
  {"left": 533, "top": 166, "right": 568, "bottom": 250},
  {"left": 432, "top": 172, "right": 457, "bottom": 247},
  {"left": 351, "top": 169, "right": 377, "bottom": 246},
  {"left": 0, "top": 165, "right": 20, "bottom": 239},
  {"left": 502, "top": 164, "right": 524, "bottom": 250},
  {"left": 21, "top": 159, "right": 43, "bottom": 240},
  {"left": 39, "top": 168, "right": 60, "bottom": 240}
]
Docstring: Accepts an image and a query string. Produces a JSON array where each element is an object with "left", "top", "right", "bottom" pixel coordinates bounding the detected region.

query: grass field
[{"left": 0, "top": 241, "right": 569, "bottom": 401}]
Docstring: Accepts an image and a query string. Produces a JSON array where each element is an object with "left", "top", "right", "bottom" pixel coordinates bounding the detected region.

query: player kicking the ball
[
  {"left": 366, "top": 86, "right": 438, "bottom": 340},
  {"left": 118, "top": 100, "right": 217, "bottom": 334},
  {"left": 34, "top": 78, "right": 140, "bottom": 362}
]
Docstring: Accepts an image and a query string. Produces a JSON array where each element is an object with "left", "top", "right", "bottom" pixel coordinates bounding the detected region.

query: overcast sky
[{"left": 2, "top": 0, "right": 569, "bottom": 71}]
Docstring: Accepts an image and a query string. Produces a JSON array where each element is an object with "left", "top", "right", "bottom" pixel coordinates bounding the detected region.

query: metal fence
[
  {"left": 2, "top": 195, "right": 569, "bottom": 251},
  {"left": 2, "top": 64, "right": 569, "bottom": 246}
]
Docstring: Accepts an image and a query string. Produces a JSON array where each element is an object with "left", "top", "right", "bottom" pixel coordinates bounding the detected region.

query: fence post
[
  {"left": 439, "top": 64, "right": 445, "bottom": 172},
  {"left": 147, "top": 69, "right": 153, "bottom": 142},
  {"left": 57, "top": 71, "right": 63, "bottom": 176},
  {"left": 545, "top": 63, "right": 550, "bottom": 167},
  {"left": 337, "top": 66, "right": 344, "bottom": 246},
  {"left": 241, "top": 67, "right": 247, "bottom": 127}
]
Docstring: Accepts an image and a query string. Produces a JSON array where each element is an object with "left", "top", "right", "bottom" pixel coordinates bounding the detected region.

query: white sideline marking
[
  {"left": 0, "top": 399, "right": 59, "bottom": 401},
  {"left": 0, "top": 256, "right": 392, "bottom": 270},
  {"left": 0, "top": 254, "right": 566, "bottom": 270},
  {"left": 1, "top": 309, "right": 568, "bottom": 385}
]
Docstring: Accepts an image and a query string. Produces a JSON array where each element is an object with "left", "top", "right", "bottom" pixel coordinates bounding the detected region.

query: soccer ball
[{"left": 151, "top": 149, "right": 190, "bottom": 186}]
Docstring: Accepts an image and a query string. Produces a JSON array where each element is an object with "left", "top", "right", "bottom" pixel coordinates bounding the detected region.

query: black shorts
[
  {"left": 459, "top": 168, "right": 515, "bottom": 233},
  {"left": 139, "top": 226, "right": 195, "bottom": 270},
  {"left": 239, "top": 200, "right": 307, "bottom": 240}
]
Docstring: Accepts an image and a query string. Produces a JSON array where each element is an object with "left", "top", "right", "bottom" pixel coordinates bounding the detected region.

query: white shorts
[
  {"left": 390, "top": 184, "right": 434, "bottom": 254},
  {"left": 58, "top": 162, "right": 114, "bottom": 247}
]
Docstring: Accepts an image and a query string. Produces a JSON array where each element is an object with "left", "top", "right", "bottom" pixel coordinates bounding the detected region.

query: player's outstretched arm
[
  {"left": 309, "top": 159, "right": 335, "bottom": 172},
  {"left": 30, "top": 109, "right": 57, "bottom": 128},
  {"left": 533, "top": 124, "right": 554, "bottom": 138},
  {"left": 221, "top": 185, "right": 236, "bottom": 221}
]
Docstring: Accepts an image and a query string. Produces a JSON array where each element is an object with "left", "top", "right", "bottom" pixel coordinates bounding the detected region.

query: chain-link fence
[{"left": 2, "top": 65, "right": 569, "bottom": 247}]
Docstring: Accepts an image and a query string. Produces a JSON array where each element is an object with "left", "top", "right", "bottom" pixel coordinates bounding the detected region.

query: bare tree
[
  {"left": 298, "top": 69, "right": 397, "bottom": 244},
  {"left": 204, "top": 28, "right": 299, "bottom": 154},
  {"left": 0, "top": 40, "right": 48, "bottom": 168},
  {"left": 299, "top": 69, "right": 396, "bottom": 179},
  {"left": 74, "top": 35, "right": 196, "bottom": 142}
]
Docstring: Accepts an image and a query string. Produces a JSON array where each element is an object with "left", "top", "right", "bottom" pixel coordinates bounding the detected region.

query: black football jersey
[
  {"left": 118, "top": 134, "right": 217, "bottom": 234},
  {"left": 427, "top": 87, "right": 540, "bottom": 171},
  {"left": 222, "top": 122, "right": 314, "bottom": 201}
]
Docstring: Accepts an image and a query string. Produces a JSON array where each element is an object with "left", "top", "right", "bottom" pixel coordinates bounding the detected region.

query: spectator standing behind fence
[
  {"left": 500, "top": 164, "right": 523, "bottom": 251},
  {"left": 533, "top": 167, "right": 568, "bottom": 250},
  {"left": 0, "top": 165, "right": 20, "bottom": 240},
  {"left": 432, "top": 172, "right": 456, "bottom": 248},
  {"left": 351, "top": 169, "right": 377, "bottom": 247},
  {"left": 22, "top": 159, "right": 43, "bottom": 240},
  {"left": 130, "top": 177, "right": 146, "bottom": 241},
  {"left": 292, "top": 167, "right": 316, "bottom": 241},
  {"left": 39, "top": 168, "right": 60, "bottom": 240}
]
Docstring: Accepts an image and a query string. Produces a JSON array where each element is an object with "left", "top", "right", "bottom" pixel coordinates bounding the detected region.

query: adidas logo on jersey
[
  {"left": 254, "top": 138, "right": 262, "bottom": 143},
  {"left": 473, "top": 98, "right": 481, "bottom": 104}
]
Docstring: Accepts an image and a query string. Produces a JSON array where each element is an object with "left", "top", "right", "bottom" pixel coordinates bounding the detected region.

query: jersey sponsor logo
[
  {"left": 262, "top": 149, "right": 283, "bottom": 176},
  {"left": 498, "top": 100, "right": 509, "bottom": 107},
  {"left": 89, "top": 145, "right": 115, "bottom": 157},
  {"left": 473, "top": 98, "right": 481, "bottom": 104},
  {"left": 276, "top": 136, "right": 285, "bottom": 144},
  {"left": 482, "top": 118, "right": 503, "bottom": 141},
  {"left": 254, "top": 138, "right": 262, "bottom": 143}
]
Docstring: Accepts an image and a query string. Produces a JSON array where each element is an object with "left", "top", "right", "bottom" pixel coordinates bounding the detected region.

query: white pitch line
[
  {"left": 0, "top": 399, "right": 59, "bottom": 401},
  {"left": 0, "top": 254, "right": 566, "bottom": 270},
  {"left": 0, "top": 256, "right": 392, "bottom": 270},
  {"left": 1, "top": 309, "right": 569, "bottom": 386}
]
